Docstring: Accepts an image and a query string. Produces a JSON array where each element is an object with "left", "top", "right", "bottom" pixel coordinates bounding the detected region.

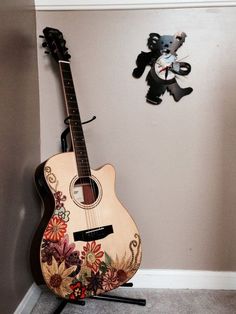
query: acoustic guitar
[{"left": 30, "top": 27, "right": 142, "bottom": 300}]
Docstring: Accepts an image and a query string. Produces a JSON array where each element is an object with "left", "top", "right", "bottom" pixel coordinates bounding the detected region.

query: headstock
[{"left": 41, "top": 27, "right": 71, "bottom": 62}]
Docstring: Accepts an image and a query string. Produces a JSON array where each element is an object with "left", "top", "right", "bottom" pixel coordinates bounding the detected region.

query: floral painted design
[
  {"left": 81, "top": 241, "right": 104, "bottom": 272},
  {"left": 102, "top": 268, "right": 119, "bottom": 291},
  {"left": 69, "top": 281, "right": 86, "bottom": 300},
  {"left": 53, "top": 235, "right": 81, "bottom": 269},
  {"left": 54, "top": 206, "right": 70, "bottom": 222},
  {"left": 41, "top": 233, "right": 141, "bottom": 299},
  {"left": 41, "top": 240, "right": 57, "bottom": 265},
  {"left": 86, "top": 271, "right": 103, "bottom": 294},
  {"left": 54, "top": 191, "right": 66, "bottom": 209},
  {"left": 53, "top": 190, "right": 70, "bottom": 222},
  {"left": 44, "top": 216, "right": 67, "bottom": 242},
  {"left": 42, "top": 236, "right": 81, "bottom": 270},
  {"left": 42, "top": 256, "right": 77, "bottom": 297},
  {"left": 78, "top": 265, "right": 92, "bottom": 285},
  {"left": 41, "top": 167, "right": 141, "bottom": 300}
]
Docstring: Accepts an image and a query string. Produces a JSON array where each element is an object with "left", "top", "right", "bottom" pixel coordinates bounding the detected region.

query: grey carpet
[{"left": 31, "top": 287, "right": 236, "bottom": 314}]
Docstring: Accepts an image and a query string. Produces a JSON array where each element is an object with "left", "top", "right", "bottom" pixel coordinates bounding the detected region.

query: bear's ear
[
  {"left": 147, "top": 33, "right": 161, "bottom": 51},
  {"left": 149, "top": 33, "right": 160, "bottom": 39},
  {"left": 174, "top": 32, "right": 186, "bottom": 41},
  {"left": 169, "top": 32, "right": 187, "bottom": 55}
]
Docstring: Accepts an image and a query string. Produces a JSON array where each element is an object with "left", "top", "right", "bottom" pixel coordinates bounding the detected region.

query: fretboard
[{"left": 59, "top": 61, "right": 91, "bottom": 177}]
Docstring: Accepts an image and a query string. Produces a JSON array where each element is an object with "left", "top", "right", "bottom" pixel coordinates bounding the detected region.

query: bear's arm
[{"left": 132, "top": 51, "right": 154, "bottom": 78}]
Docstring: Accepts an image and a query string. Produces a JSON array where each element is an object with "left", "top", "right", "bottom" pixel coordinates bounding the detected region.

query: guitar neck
[{"left": 59, "top": 60, "right": 91, "bottom": 177}]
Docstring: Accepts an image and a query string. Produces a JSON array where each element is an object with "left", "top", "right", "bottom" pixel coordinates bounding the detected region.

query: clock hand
[
  {"left": 159, "top": 65, "right": 170, "bottom": 79},
  {"left": 159, "top": 66, "right": 169, "bottom": 73},
  {"left": 165, "top": 67, "right": 168, "bottom": 79}
]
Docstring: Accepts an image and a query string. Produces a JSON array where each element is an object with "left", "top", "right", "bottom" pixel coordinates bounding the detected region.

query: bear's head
[{"left": 147, "top": 32, "right": 187, "bottom": 55}]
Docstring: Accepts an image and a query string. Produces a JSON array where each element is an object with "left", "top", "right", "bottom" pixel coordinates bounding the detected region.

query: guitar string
[
  {"left": 60, "top": 62, "right": 101, "bottom": 232},
  {"left": 79, "top": 127, "right": 101, "bottom": 229},
  {"left": 81, "top": 127, "right": 102, "bottom": 229},
  {"left": 59, "top": 61, "right": 91, "bottom": 229},
  {"left": 89, "top": 174, "right": 102, "bottom": 229},
  {"left": 66, "top": 63, "right": 102, "bottom": 229},
  {"left": 66, "top": 62, "right": 101, "bottom": 230},
  {"left": 69, "top": 65, "right": 95, "bottom": 230}
]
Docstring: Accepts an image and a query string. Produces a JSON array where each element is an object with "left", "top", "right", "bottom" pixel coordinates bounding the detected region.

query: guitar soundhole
[{"left": 73, "top": 177, "right": 99, "bottom": 205}]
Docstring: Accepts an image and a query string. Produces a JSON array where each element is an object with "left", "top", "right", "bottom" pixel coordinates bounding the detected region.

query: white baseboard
[
  {"left": 14, "top": 283, "right": 42, "bottom": 314},
  {"left": 14, "top": 269, "right": 236, "bottom": 313},
  {"left": 35, "top": 0, "right": 236, "bottom": 11},
  {"left": 131, "top": 269, "right": 236, "bottom": 290}
]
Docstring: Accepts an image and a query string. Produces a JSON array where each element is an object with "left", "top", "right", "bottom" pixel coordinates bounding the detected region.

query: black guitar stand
[
  {"left": 61, "top": 115, "right": 97, "bottom": 152},
  {"left": 52, "top": 116, "right": 146, "bottom": 314},
  {"left": 54, "top": 282, "right": 146, "bottom": 314}
]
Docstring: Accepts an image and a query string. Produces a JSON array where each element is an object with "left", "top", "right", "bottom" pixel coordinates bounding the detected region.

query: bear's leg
[
  {"left": 146, "top": 87, "right": 163, "bottom": 105},
  {"left": 167, "top": 82, "right": 193, "bottom": 102},
  {"left": 146, "top": 76, "right": 167, "bottom": 105}
]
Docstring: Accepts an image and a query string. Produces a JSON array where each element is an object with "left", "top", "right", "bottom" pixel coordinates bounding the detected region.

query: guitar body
[{"left": 32, "top": 152, "right": 141, "bottom": 300}]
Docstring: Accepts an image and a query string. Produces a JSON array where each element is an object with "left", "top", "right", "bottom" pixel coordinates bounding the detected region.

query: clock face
[{"left": 155, "top": 53, "right": 176, "bottom": 80}]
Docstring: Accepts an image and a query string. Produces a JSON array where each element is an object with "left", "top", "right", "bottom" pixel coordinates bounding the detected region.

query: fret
[
  {"left": 70, "top": 122, "right": 81, "bottom": 127},
  {"left": 73, "top": 132, "right": 84, "bottom": 136},
  {"left": 61, "top": 71, "right": 72, "bottom": 79},
  {"left": 76, "top": 164, "right": 89, "bottom": 169},
  {"left": 74, "top": 143, "right": 86, "bottom": 148},
  {"left": 74, "top": 138, "right": 85, "bottom": 143},
  {"left": 75, "top": 156, "right": 88, "bottom": 161},
  {"left": 73, "top": 138, "right": 86, "bottom": 142},
  {"left": 63, "top": 78, "right": 73, "bottom": 84},
  {"left": 66, "top": 94, "right": 77, "bottom": 102},
  {"left": 60, "top": 62, "right": 70, "bottom": 71},
  {"left": 68, "top": 106, "right": 78, "bottom": 112},
  {"left": 75, "top": 149, "right": 87, "bottom": 155},
  {"left": 71, "top": 129, "right": 83, "bottom": 134},
  {"left": 75, "top": 156, "right": 89, "bottom": 163},
  {"left": 76, "top": 167, "right": 89, "bottom": 173},
  {"left": 68, "top": 104, "right": 79, "bottom": 111},
  {"left": 68, "top": 113, "right": 80, "bottom": 119},
  {"left": 65, "top": 87, "right": 75, "bottom": 94},
  {"left": 72, "top": 131, "right": 84, "bottom": 136},
  {"left": 70, "top": 118, "right": 80, "bottom": 124},
  {"left": 74, "top": 145, "right": 87, "bottom": 149},
  {"left": 59, "top": 61, "right": 91, "bottom": 177},
  {"left": 74, "top": 163, "right": 91, "bottom": 171}
]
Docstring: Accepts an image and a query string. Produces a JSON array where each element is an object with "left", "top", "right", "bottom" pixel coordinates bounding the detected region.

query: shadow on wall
[{"left": 0, "top": 6, "right": 40, "bottom": 314}]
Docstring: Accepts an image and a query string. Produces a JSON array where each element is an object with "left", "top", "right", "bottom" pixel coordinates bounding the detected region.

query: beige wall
[
  {"left": 36, "top": 8, "right": 236, "bottom": 271},
  {"left": 0, "top": 1, "right": 40, "bottom": 313}
]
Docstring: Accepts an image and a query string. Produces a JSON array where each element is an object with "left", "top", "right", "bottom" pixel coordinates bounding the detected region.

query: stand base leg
[
  {"left": 53, "top": 300, "right": 67, "bottom": 314},
  {"left": 91, "top": 293, "right": 146, "bottom": 306},
  {"left": 121, "top": 282, "right": 133, "bottom": 287},
  {"left": 52, "top": 283, "right": 146, "bottom": 313},
  {"left": 53, "top": 298, "right": 85, "bottom": 314}
]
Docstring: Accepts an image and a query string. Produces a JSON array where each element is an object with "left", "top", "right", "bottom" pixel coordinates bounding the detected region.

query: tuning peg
[
  {"left": 42, "top": 42, "right": 48, "bottom": 48},
  {"left": 39, "top": 35, "right": 44, "bottom": 38}
]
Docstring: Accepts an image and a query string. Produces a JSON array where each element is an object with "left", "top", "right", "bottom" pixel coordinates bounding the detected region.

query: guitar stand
[
  {"left": 53, "top": 117, "right": 146, "bottom": 313},
  {"left": 53, "top": 283, "right": 146, "bottom": 314},
  {"left": 61, "top": 115, "right": 97, "bottom": 152}
]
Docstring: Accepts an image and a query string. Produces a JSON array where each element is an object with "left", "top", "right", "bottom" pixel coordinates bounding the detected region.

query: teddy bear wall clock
[{"left": 133, "top": 32, "right": 193, "bottom": 105}]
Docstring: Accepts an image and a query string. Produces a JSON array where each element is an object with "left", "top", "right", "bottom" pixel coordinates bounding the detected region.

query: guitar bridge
[{"left": 73, "top": 225, "right": 113, "bottom": 242}]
